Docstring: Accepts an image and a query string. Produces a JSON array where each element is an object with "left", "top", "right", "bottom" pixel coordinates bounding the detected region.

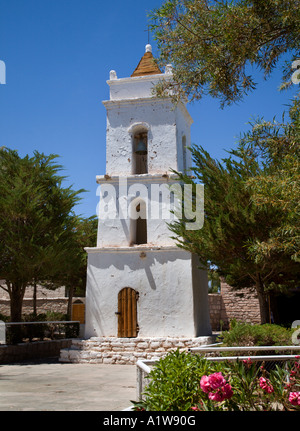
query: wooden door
[
  {"left": 72, "top": 301, "right": 85, "bottom": 324},
  {"left": 117, "top": 288, "right": 138, "bottom": 338}
]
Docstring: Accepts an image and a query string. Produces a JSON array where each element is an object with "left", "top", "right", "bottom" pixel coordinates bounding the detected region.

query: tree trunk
[
  {"left": 9, "top": 282, "right": 26, "bottom": 343},
  {"left": 9, "top": 283, "right": 25, "bottom": 322},
  {"left": 255, "top": 274, "right": 270, "bottom": 324},
  {"left": 67, "top": 285, "right": 74, "bottom": 320},
  {"left": 33, "top": 281, "right": 37, "bottom": 317}
]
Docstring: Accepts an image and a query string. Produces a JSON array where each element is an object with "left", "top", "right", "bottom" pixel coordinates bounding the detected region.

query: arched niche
[
  {"left": 128, "top": 122, "right": 150, "bottom": 175},
  {"left": 182, "top": 135, "right": 187, "bottom": 172},
  {"left": 129, "top": 197, "right": 147, "bottom": 246}
]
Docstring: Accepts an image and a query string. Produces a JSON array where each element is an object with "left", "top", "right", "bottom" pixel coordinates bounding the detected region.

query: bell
[{"left": 135, "top": 140, "right": 147, "bottom": 155}]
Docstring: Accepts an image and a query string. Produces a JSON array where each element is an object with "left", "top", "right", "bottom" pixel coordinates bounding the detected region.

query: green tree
[
  {"left": 245, "top": 97, "right": 300, "bottom": 263},
  {"left": 150, "top": 0, "right": 300, "bottom": 324},
  {"left": 208, "top": 268, "right": 220, "bottom": 293},
  {"left": 169, "top": 110, "right": 299, "bottom": 323},
  {"left": 0, "top": 148, "right": 84, "bottom": 322},
  {"left": 57, "top": 215, "right": 97, "bottom": 319},
  {"left": 151, "top": 0, "right": 300, "bottom": 106},
  {"left": 37, "top": 215, "right": 97, "bottom": 321}
]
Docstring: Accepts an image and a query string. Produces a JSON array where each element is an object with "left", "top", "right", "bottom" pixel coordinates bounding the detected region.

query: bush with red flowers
[{"left": 132, "top": 350, "right": 300, "bottom": 411}]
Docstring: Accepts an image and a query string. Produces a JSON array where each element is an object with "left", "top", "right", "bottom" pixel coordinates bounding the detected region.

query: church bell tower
[{"left": 84, "top": 45, "right": 212, "bottom": 339}]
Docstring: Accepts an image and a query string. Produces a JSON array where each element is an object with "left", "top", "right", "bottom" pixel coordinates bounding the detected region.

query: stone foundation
[{"left": 59, "top": 336, "right": 216, "bottom": 365}]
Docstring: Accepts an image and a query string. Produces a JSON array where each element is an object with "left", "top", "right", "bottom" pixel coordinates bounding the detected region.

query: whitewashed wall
[{"left": 84, "top": 247, "right": 211, "bottom": 339}]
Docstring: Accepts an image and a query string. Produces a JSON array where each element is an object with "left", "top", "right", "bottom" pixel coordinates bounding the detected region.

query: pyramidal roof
[{"left": 131, "top": 44, "right": 162, "bottom": 77}]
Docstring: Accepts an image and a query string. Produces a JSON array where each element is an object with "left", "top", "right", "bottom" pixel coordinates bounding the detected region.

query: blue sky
[{"left": 0, "top": 0, "right": 298, "bottom": 218}]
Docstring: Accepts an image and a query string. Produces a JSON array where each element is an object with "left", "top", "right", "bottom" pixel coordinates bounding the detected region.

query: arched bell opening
[
  {"left": 132, "top": 131, "right": 148, "bottom": 174},
  {"left": 129, "top": 198, "right": 147, "bottom": 246}
]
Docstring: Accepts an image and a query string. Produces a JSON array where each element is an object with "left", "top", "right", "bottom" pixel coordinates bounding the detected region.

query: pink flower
[
  {"left": 208, "top": 390, "right": 224, "bottom": 402},
  {"left": 200, "top": 372, "right": 234, "bottom": 403},
  {"left": 222, "top": 383, "right": 233, "bottom": 400},
  {"left": 242, "top": 357, "right": 253, "bottom": 366},
  {"left": 259, "top": 377, "right": 274, "bottom": 394},
  {"left": 208, "top": 372, "right": 226, "bottom": 390},
  {"left": 208, "top": 386, "right": 233, "bottom": 403},
  {"left": 289, "top": 392, "right": 300, "bottom": 406},
  {"left": 200, "top": 375, "right": 212, "bottom": 393}
]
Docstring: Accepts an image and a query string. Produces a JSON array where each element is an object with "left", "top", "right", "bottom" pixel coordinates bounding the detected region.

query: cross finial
[{"left": 144, "top": 25, "right": 150, "bottom": 45}]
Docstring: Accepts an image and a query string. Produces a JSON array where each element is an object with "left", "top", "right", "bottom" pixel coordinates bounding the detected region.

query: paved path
[{"left": 0, "top": 359, "right": 136, "bottom": 411}]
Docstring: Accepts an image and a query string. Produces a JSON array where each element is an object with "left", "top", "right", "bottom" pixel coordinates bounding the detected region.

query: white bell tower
[{"left": 84, "top": 45, "right": 212, "bottom": 339}]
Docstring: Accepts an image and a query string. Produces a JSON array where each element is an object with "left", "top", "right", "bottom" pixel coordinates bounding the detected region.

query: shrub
[
  {"left": 44, "top": 311, "right": 68, "bottom": 321},
  {"left": 133, "top": 350, "right": 300, "bottom": 411},
  {"left": 6, "top": 311, "right": 78, "bottom": 344},
  {"left": 22, "top": 311, "right": 67, "bottom": 322},
  {"left": 22, "top": 313, "right": 47, "bottom": 322},
  {"left": 219, "top": 321, "right": 293, "bottom": 346},
  {"left": 133, "top": 349, "right": 224, "bottom": 411}
]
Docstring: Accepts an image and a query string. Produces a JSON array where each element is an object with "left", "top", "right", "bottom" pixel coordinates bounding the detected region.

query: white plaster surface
[
  {"left": 96, "top": 175, "right": 183, "bottom": 247},
  {"left": 103, "top": 98, "right": 192, "bottom": 176},
  {"left": 84, "top": 247, "right": 211, "bottom": 339},
  {"left": 108, "top": 74, "right": 163, "bottom": 101},
  {"left": 103, "top": 68, "right": 192, "bottom": 177}
]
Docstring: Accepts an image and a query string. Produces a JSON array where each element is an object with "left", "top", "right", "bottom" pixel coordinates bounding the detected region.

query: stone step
[
  {"left": 59, "top": 335, "right": 216, "bottom": 365},
  {"left": 59, "top": 348, "right": 166, "bottom": 365}
]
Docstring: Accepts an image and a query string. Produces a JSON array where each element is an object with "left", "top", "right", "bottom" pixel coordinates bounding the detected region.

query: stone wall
[
  {"left": 0, "top": 284, "right": 69, "bottom": 317},
  {"left": 208, "top": 294, "right": 223, "bottom": 331},
  {"left": 208, "top": 282, "right": 261, "bottom": 331},
  {"left": 0, "top": 298, "right": 86, "bottom": 317},
  {"left": 220, "top": 281, "right": 260, "bottom": 329},
  {"left": 0, "top": 284, "right": 85, "bottom": 318},
  {"left": 59, "top": 335, "right": 216, "bottom": 365},
  {"left": 0, "top": 298, "right": 68, "bottom": 317},
  {"left": 0, "top": 284, "right": 66, "bottom": 300}
]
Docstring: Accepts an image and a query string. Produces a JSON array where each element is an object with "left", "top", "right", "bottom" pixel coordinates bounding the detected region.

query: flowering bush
[
  {"left": 192, "top": 355, "right": 300, "bottom": 411},
  {"left": 259, "top": 377, "right": 274, "bottom": 394},
  {"left": 132, "top": 350, "right": 300, "bottom": 411},
  {"left": 200, "top": 372, "right": 233, "bottom": 402},
  {"left": 289, "top": 392, "right": 300, "bottom": 406}
]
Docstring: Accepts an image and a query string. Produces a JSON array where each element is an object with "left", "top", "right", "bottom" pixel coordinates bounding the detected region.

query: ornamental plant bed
[{"left": 132, "top": 349, "right": 300, "bottom": 411}]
